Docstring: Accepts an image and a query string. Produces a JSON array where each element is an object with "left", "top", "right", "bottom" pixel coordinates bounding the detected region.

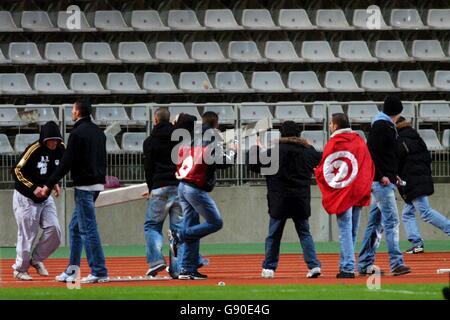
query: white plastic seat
[
  {"left": 325, "top": 71, "right": 364, "bottom": 92},
  {"left": 204, "top": 9, "right": 243, "bottom": 30},
  {"left": 347, "top": 101, "right": 379, "bottom": 123},
  {"left": 300, "top": 131, "right": 325, "bottom": 151},
  {"left": 277, "top": 9, "right": 316, "bottom": 30},
  {"left": 118, "top": 42, "right": 157, "bottom": 64},
  {"left": 168, "top": 104, "right": 201, "bottom": 122},
  {"left": 106, "top": 73, "right": 146, "bottom": 94},
  {"left": 167, "top": 10, "right": 205, "bottom": 30},
  {"left": 397, "top": 71, "right": 436, "bottom": 92},
  {"left": 191, "top": 42, "right": 229, "bottom": 63},
  {"left": 0, "top": 73, "right": 35, "bottom": 95},
  {"left": 418, "top": 129, "right": 444, "bottom": 151},
  {"left": 95, "top": 104, "right": 130, "bottom": 124},
  {"left": 70, "top": 73, "right": 110, "bottom": 94},
  {"left": 15, "top": 134, "right": 40, "bottom": 153},
  {"left": 105, "top": 134, "right": 121, "bottom": 153},
  {"left": 311, "top": 102, "right": 327, "bottom": 122},
  {"left": 8, "top": 42, "right": 47, "bottom": 64},
  {"left": 288, "top": 71, "right": 327, "bottom": 92},
  {"left": 0, "top": 48, "right": 11, "bottom": 65},
  {"left": 442, "top": 129, "right": 450, "bottom": 149},
  {"left": 401, "top": 102, "right": 415, "bottom": 121},
  {"left": 154, "top": 42, "right": 194, "bottom": 63},
  {"left": 0, "top": 11, "right": 23, "bottom": 32},
  {"left": 45, "top": 42, "right": 84, "bottom": 64},
  {"left": 131, "top": 105, "right": 150, "bottom": 122},
  {"left": 63, "top": 104, "right": 74, "bottom": 124},
  {"left": 427, "top": 9, "right": 450, "bottom": 29},
  {"left": 0, "top": 106, "right": 25, "bottom": 126},
  {"left": 338, "top": 41, "right": 377, "bottom": 62},
  {"left": 375, "top": 40, "right": 412, "bottom": 62},
  {"left": 316, "top": 10, "right": 354, "bottom": 30},
  {"left": 241, "top": 9, "right": 280, "bottom": 30},
  {"left": 352, "top": 9, "right": 391, "bottom": 30},
  {"left": 251, "top": 72, "right": 291, "bottom": 93},
  {"left": 264, "top": 41, "right": 303, "bottom": 63},
  {"left": 130, "top": 10, "right": 170, "bottom": 31},
  {"left": 301, "top": 41, "right": 341, "bottom": 62},
  {"left": 0, "top": 134, "right": 14, "bottom": 154},
  {"left": 361, "top": 71, "right": 400, "bottom": 92},
  {"left": 57, "top": 10, "right": 96, "bottom": 32},
  {"left": 34, "top": 73, "right": 74, "bottom": 95},
  {"left": 82, "top": 42, "right": 121, "bottom": 64},
  {"left": 21, "top": 11, "right": 59, "bottom": 32},
  {"left": 94, "top": 11, "right": 132, "bottom": 31},
  {"left": 326, "top": 102, "right": 345, "bottom": 119},
  {"left": 179, "top": 72, "right": 218, "bottom": 93},
  {"left": 122, "top": 133, "right": 146, "bottom": 153},
  {"left": 433, "top": 71, "right": 450, "bottom": 91},
  {"left": 204, "top": 103, "right": 235, "bottom": 125},
  {"left": 274, "top": 102, "right": 315, "bottom": 123},
  {"left": 240, "top": 103, "right": 273, "bottom": 124},
  {"left": 412, "top": 40, "right": 449, "bottom": 61},
  {"left": 215, "top": 71, "right": 254, "bottom": 93},
  {"left": 228, "top": 41, "right": 267, "bottom": 63},
  {"left": 419, "top": 101, "right": 450, "bottom": 122},
  {"left": 390, "top": 9, "right": 428, "bottom": 30},
  {"left": 143, "top": 72, "right": 182, "bottom": 94},
  {"left": 24, "top": 106, "right": 58, "bottom": 123}
]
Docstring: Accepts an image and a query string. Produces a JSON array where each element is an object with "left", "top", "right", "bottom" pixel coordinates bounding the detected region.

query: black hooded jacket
[{"left": 12, "top": 121, "right": 65, "bottom": 203}]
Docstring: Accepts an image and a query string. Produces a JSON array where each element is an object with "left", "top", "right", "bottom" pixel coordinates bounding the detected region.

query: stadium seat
[
  {"left": 167, "top": 10, "right": 205, "bottom": 30},
  {"left": 70, "top": 73, "right": 111, "bottom": 94},
  {"left": 168, "top": 103, "right": 201, "bottom": 122},
  {"left": 154, "top": 42, "right": 194, "bottom": 63},
  {"left": 418, "top": 129, "right": 444, "bottom": 151},
  {"left": 130, "top": 10, "right": 170, "bottom": 31},
  {"left": 274, "top": 102, "right": 315, "bottom": 123},
  {"left": 57, "top": 10, "right": 96, "bottom": 32},
  {"left": 95, "top": 104, "right": 130, "bottom": 124},
  {"left": 8, "top": 42, "right": 47, "bottom": 64},
  {"left": 264, "top": 41, "right": 303, "bottom": 63},
  {"left": 24, "top": 106, "right": 58, "bottom": 123},
  {"left": 204, "top": 103, "right": 236, "bottom": 125},
  {"left": 355, "top": 130, "right": 367, "bottom": 142},
  {"left": 0, "top": 106, "right": 25, "bottom": 126},
  {"left": 94, "top": 11, "right": 132, "bottom": 31},
  {"left": 122, "top": 133, "right": 146, "bottom": 153},
  {"left": 130, "top": 105, "right": 150, "bottom": 124},
  {"left": 390, "top": 9, "right": 428, "bottom": 29},
  {"left": 0, "top": 48, "right": 11, "bottom": 65},
  {"left": 338, "top": 41, "right": 377, "bottom": 62},
  {"left": 106, "top": 73, "right": 146, "bottom": 94},
  {"left": 361, "top": 71, "right": 400, "bottom": 92},
  {"left": 277, "top": 9, "right": 316, "bottom": 30},
  {"left": 0, "top": 134, "right": 14, "bottom": 154},
  {"left": 34, "top": 73, "right": 74, "bottom": 94},
  {"left": 143, "top": 72, "right": 182, "bottom": 94},
  {"left": 316, "top": 10, "right": 354, "bottom": 30},
  {"left": 240, "top": 102, "right": 273, "bottom": 124},
  {"left": 442, "top": 129, "right": 450, "bottom": 149},
  {"left": 326, "top": 102, "right": 345, "bottom": 118},
  {"left": 118, "top": 42, "right": 157, "bottom": 64},
  {"left": 288, "top": 71, "right": 327, "bottom": 93},
  {"left": 401, "top": 102, "right": 416, "bottom": 121},
  {"left": 63, "top": 104, "right": 74, "bottom": 124},
  {"left": 325, "top": 71, "right": 364, "bottom": 92},
  {"left": 311, "top": 102, "right": 327, "bottom": 122},
  {"left": 300, "top": 131, "right": 325, "bottom": 151},
  {"left": 204, "top": 9, "right": 243, "bottom": 30},
  {"left": 45, "top": 42, "right": 84, "bottom": 64},
  {"left": 347, "top": 101, "right": 379, "bottom": 123},
  {"left": 375, "top": 40, "right": 413, "bottom": 62},
  {"left": 352, "top": 9, "right": 392, "bottom": 30},
  {"left": 215, "top": 71, "right": 254, "bottom": 93},
  {"left": 14, "top": 134, "right": 39, "bottom": 153},
  {"left": 427, "top": 9, "right": 450, "bottom": 29},
  {"left": 82, "top": 42, "right": 121, "bottom": 64},
  {"left": 105, "top": 134, "right": 121, "bottom": 153},
  {"left": 301, "top": 41, "right": 341, "bottom": 62},
  {"left": 21, "top": 11, "right": 58, "bottom": 32},
  {"left": 228, "top": 41, "right": 267, "bottom": 63},
  {"left": 0, "top": 73, "right": 35, "bottom": 95},
  {"left": 397, "top": 71, "right": 436, "bottom": 91},
  {"left": 191, "top": 42, "right": 230, "bottom": 63},
  {"left": 251, "top": 71, "right": 291, "bottom": 93},
  {"left": 412, "top": 40, "right": 449, "bottom": 61},
  {"left": 179, "top": 72, "right": 218, "bottom": 93},
  {"left": 241, "top": 9, "right": 280, "bottom": 30},
  {"left": 419, "top": 101, "right": 450, "bottom": 122},
  {"left": 261, "top": 130, "right": 281, "bottom": 147},
  {"left": 0, "top": 11, "right": 23, "bottom": 32},
  {"left": 433, "top": 71, "right": 450, "bottom": 91}
]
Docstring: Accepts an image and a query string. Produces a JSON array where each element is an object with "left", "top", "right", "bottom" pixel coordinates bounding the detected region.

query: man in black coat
[
  {"left": 396, "top": 117, "right": 450, "bottom": 254},
  {"left": 248, "top": 121, "right": 322, "bottom": 279}
]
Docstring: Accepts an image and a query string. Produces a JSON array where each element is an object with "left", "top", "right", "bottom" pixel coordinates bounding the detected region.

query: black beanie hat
[{"left": 383, "top": 96, "right": 403, "bottom": 116}]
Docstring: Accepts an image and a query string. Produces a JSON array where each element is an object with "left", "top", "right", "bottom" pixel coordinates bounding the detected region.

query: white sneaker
[
  {"left": 261, "top": 268, "right": 275, "bottom": 279},
  {"left": 80, "top": 274, "right": 109, "bottom": 284},
  {"left": 13, "top": 271, "right": 33, "bottom": 281},
  {"left": 306, "top": 267, "right": 321, "bottom": 278},
  {"left": 55, "top": 272, "right": 78, "bottom": 283},
  {"left": 31, "top": 261, "right": 49, "bottom": 276}
]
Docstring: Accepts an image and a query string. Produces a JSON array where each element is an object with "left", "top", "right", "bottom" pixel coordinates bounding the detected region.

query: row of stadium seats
[
  {"left": 0, "top": 70, "right": 448, "bottom": 95},
  {"left": 0, "top": 9, "right": 448, "bottom": 32},
  {"left": 2, "top": 40, "right": 449, "bottom": 65}
]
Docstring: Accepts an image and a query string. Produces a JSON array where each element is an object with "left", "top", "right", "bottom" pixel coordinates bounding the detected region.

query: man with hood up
[{"left": 11, "top": 121, "right": 65, "bottom": 280}]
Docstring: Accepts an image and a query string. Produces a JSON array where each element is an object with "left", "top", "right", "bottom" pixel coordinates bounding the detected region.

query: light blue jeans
[
  {"left": 336, "top": 206, "right": 361, "bottom": 273},
  {"left": 402, "top": 195, "right": 450, "bottom": 246}
]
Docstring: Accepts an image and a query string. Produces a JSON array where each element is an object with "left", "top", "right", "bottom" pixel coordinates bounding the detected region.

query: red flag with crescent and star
[{"left": 315, "top": 131, "right": 375, "bottom": 215}]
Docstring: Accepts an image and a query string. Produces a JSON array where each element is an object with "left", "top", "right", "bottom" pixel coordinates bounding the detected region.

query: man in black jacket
[
  {"left": 396, "top": 117, "right": 450, "bottom": 253},
  {"left": 37, "top": 100, "right": 109, "bottom": 284}
]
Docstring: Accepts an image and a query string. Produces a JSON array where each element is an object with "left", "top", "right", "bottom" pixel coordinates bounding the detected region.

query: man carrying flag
[{"left": 315, "top": 113, "right": 374, "bottom": 278}]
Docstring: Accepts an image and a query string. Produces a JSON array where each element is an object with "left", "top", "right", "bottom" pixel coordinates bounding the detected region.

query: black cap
[{"left": 383, "top": 96, "right": 403, "bottom": 116}]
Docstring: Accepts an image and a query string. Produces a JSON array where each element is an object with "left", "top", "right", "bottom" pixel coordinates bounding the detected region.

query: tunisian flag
[{"left": 315, "top": 131, "right": 374, "bottom": 215}]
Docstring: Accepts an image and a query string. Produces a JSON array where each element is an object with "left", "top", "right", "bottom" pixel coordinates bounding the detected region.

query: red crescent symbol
[{"left": 330, "top": 157, "right": 353, "bottom": 183}]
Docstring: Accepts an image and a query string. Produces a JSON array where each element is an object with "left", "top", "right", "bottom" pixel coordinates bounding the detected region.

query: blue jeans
[
  {"left": 67, "top": 189, "right": 107, "bottom": 277},
  {"left": 402, "top": 195, "right": 450, "bottom": 246},
  {"left": 178, "top": 182, "right": 223, "bottom": 273},
  {"left": 358, "top": 182, "right": 404, "bottom": 272},
  {"left": 262, "top": 216, "right": 321, "bottom": 271},
  {"left": 336, "top": 207, "right": 361, "bottom": 273}
]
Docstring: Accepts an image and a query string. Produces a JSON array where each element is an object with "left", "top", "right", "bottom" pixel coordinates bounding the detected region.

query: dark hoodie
[{"left": 12, "top": 121, "right": 65, "bottom": 203}]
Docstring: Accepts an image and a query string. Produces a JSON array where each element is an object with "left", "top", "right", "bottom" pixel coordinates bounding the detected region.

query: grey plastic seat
[
  {"left": 390, "top": 9, "right": 428, "bottom": 30},
  {"left": 191, "top": 42, "right": 229, "bottom": 63},
  {"left": 21, "top": 11, "right": 59, "bottom": 32},
  {"left": 168, "top": 104, "right": 201, "bottom": 122},
  {"left": 300, "top": 131, "right": 325, "bottom": 151},
  {"left": 95, "top": 104, "right": 130, "bottom": 124},
  {"left": 353, "top": 8, "right": 391, "bottom": 30},
  {"left": 0, "top": 134, "right": 14, "bottom": 154},
  {"left": 0, "top": 11, "right": 23, "bottom": 32},
  {"left": 277, "top": 9, "right": 316, "bottom": 30},
  {"left": 204, "top": 9, "right": 243, "bottom": 30},
  {"left": 34, "top": 73, "right": 74, "bottom": 94},
  {"left": 412, "top": 40, "right": 449, "bottom": 61},
  {"left": 0, "top": 73, "right": 35, "bottom": 95},
  {"left": 94, "top": 11, "right": 133, "bottom": 31},
  {"left": 15, "top": 134, "right": 40, "bottom": 153},
  {"left": 325, "top": 71, "right": 364, "bottom": 92},
  {"left": 316, "top": 10, "right": 354, "bottom": 30},
  {"left": 63, "top": 104, "right": 74, "bottom": 124},
  {"left": 0, "top": 48, "right": 11, "bottom": 65},
  {"left": 130, "top": 10, "right": 170, "bottom": 31},
  {"left": 417, "top": 130, "right": 443, "bottom": 151},
  {"left": 168, "top": 10, "right": 205, "bottom": 30},
  {"left": 143, "top": 72, "right": 182, "bottom": 94},
  {"left": 326, "top": 102, "right": 345, "bottom": 118},
  {"left": 131, "top": 105, "right": 150, "bottom": 123},
  {"left": 347, "top": 101, "right": 379, "bottom": 123},
  {"left": 338, "top": 41, "right": 377, "bottom": 62},
  {"left": 442, "top": 129, "right": 450, "bottom": 149},
  {"left": 122, "top": 133, "right": 146, "bottom": 153},
  {"left": 251, "top": 72, "right": 291, "bottom": 93},
  {"left": 70, "top": 73, "right": 110, "bottom": 94},
  {"left": 433, "top": 71, "right": 450, "bottom": 91},
  {"left": 301, "top": 41, "right": 341, "bottom": 62},
  {"left": 154, "top": 42, "right": 194, "bottom": 63},
  {"left": 401, "top": 102, "right": 415, "bottom": 121},
  {"left": 419, "top": 101, "right": 450, "bottom": 122},
  {"left": 118, "top": 42, "right": 157, "bottom": 64},
  {"left": 24, "top": 106, "right": 58, "bottom": 123},
  {"left": 427, "top": 9, "right": 450, "bottom": 29},
  {"left": 374, "top": 40, "right": 413, "bottom": 62},
  {"left": 361, "top": 71, "right": 400, "bottom": 92},
  {"left": 204, "top": 103, "right": 235, "bottom": 125},
  {"left": 0, "top": 106, "right": 25, "bottom": 126},
  {"left": 241, "top": 9, "right": 280, "bottom": 30},
  {"left": 264, "top": 41, "right": 303, "bottom": 63},
  {"left": 215, "top": 71, "right": 254, "bottom": 93},
  {"left": 311, "top": 102, "right": 327, "bottom": 122},
  {"left": 106, "top": 73, "right": 146, "bottom": 94},
  {"left": 82, "top": 42, "right": 121, "bottom": 64},
  {"left": 397, "top": 71, "right": 436, "bottom": 91},
  {"left": 9, "top": 42, "right": 47, "bottom": 64},
  {"left": 274, "top": 102, "right": 315, "bottom": 123},
  {"left": 288, "top": 71, "right": 327, "bottom": 92},
  {"left": 57, "top": 10, "right": 96, "bottom": 32},
  {"left": 105, "top": 134, "right": 121, "bottom": 153},
  {"left": 228, "top": 41, "right": 266, "bottom": 63},
  {"left": 179, "top": 72, "right": 218, "bottom": 93},
  {"left": 240, "top": 103, "right": 273, "bottom": 124},
  {"left": 45, "top": 42, "right": 84, "bottom": 64}
]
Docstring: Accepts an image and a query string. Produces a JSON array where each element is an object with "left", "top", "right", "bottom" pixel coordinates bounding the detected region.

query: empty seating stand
[
  {"left": 301, "top": 131, "right": 325, "bottom": 151},
  {"left": 21, "top": 11, "right": 58, "bottom": 32},
  {"left": 0, "top": 11, "right": 23, "bottom": 32},
  {"left": 397, "top": 71, "right": 436, "bottom": 91},
  {"left": 70, "top": 73, "right": 110, "bottom": 94},
  {"left": 375, "top": 40, "right": 413, "bottom": 62},
  {"left": 179, "top": 72, "right": 218, "bottom": 93},
  {"left": 241, "top": 9, "right": 280, "bottom": 30},
  {"left": 264, "top": 41, "right": 303, "bottom": 63},
  {"left": 274, "top": 102, "right": 315, "bottom": 123},
  {"left": 106, "top": 73, "right": 146, "bottom": 94},
  {"left": 419, "top": 101, "right": 450, "bottom": 123},
  {"left": 105, "top": 134, "right": 121, "bottom": 153},
  {"left": 130, "top": 10, "right": 170, "bottom": 31},
  {"left": 45, "top": 42, "right": 84, "bottom": 64},
  {"left": 0, "top": 73, "right": 36, "bottom": 95},
  {"left": 204, "top": 9, "right": 243, "bottom": 30},
  {"left": 361, "top": 71, "right": 400, "bottom": 92},
  {"left": 94, "top": 11, "right": 133, "bottom": 31},
  {"left": 412, "top": 40, "right": 449, "bottom": 61},
  {"left": 190, "top": 42, "right": 230, "bottom": 63},
  {"left": 168, "top": 104, "right": 201, "bottom": 122},
  {"left": 14, "top": 134, "right": 39, "bottom": 153},
  {"left": 118, "top": 42, "right": 157, "bottom": 64},
  {"left": 122, "top": 133, "right": 147, "bottom": 152},
  {"left": 0, "top": 105, "right": 25, "bottom": 126},
  {"left": 167, "top": 10, "right": 205, "bottom": 30},
  {"left": 154, "top": 42, "right": 194, "bottom": 63},
  {"left": 288, "top": 71, "right": 327, "bottom": 92},
  {"left": 143, "top": 72, "right": 182, "bottom": 94},
  {"left": 228, "top": 41, "right": 267, "bottom": 63},
  {"left": 9, "top": 42, "right": 47, "bottom": 64},
  {"left": 353, "top": 9, "right": 391, "bottom": 30},
  {"left": 433, "top": 71, "right": 450, "bottom": 91},
  {"left": 277, "top": 9, "right": 316, "bottom": 30},
  {"left": 82, "top": 42, "right": 121, "bottom": 64},
  {"left": 316, "top": 10, "right": 354, "bottom": 30},
  {"left": 325, "top": 71, "right": 364, "bottom": 92},
  {"left": 57, "top": 10, "right": 96, "bottom": 32},
  {"left": 251, "top": 72, "right": 291, "bottom": 93},
  {"left": 95, "top": 104, "right": 130, "bottom": 124},
  {"left": 418, "top": 129, "right": 444, "bottom": 151},
  {"left": 347, "top": 102, "right": 379, "bottom": 123},
  {"left": 301, "top": 41, "right": 341, "bottom": 62},
  {"left": 390, "top": 9, "right": 428, "bottom": 30},
  {"left": 204, "top": 103, "right": 236, "bottom": 125},
  {"left": 24, "top": 106, "right": 58, "bottom": 123},
  {"left": 338, "top": 41, "right": 377, "bottom": 62},
  {"left": 427, "top": 9, "right": 450, "bottom": 29},
  {"left": 215, "top": 72, "right": 254, "bottom": 93},
  {"left": 34, "top": 73, "right": 74, "bottom": 94},
  {"left": 240, "top": 103, "right": 273, "bottom": 124},
  {"left": 0, "top": 134, "right": 14, "bottom": 154}
]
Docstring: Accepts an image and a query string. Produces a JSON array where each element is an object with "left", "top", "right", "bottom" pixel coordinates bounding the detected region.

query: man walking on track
[
  {"left": 36, "top": 100, "right": 109, "bottom": 284},
  {"left": 11, "top": 121, "right": 65, "bottom": 280},
  {"left": 358, "top": 96, "right": 411, "bottom": 276},
  {"left": 316, "top": 114, "right": 374, "bottom": 278}
]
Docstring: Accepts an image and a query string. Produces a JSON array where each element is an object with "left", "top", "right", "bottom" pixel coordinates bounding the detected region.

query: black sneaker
[
  {"left": 168, "top": 229, "right": 180, "bottom": 257},
  {"left": 178, "top": 271, "right": 208, "bottom": 280},
  {"left": 405, "top": 244, "right": 424, "bottom": 254},
  {"left": 146, "top": 263, "right": 166, "bottom": 277},
  {"left": 392, "top": 265, "right": 411, "bottom": 276},
  {"left": 358, "top": 265, "right": 385, "bottom": 276},
  {"left": 336, "top": 271, "right": 355, "bottom": 279}
]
